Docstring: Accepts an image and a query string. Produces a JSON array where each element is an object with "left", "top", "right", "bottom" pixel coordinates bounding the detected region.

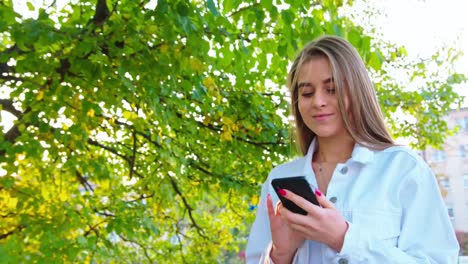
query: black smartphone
[{"left": 271, "top": 176, "right": 319, "bottom": 215}]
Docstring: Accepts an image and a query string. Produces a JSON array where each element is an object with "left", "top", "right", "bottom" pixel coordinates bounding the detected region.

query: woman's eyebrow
[
  {"left": 297, "top": 82, "right": 312, "bottom": 88},
  {"left": 298, "top": 78, "right": 334, "bottom": 88},
  {"left": 323, "top": 77, "right": 334, "bottom": 84}
]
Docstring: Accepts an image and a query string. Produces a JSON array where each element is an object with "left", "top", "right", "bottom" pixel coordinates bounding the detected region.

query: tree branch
[
  {"left": 168, "top": 176, "right": 208, "bottom": 239},
  {"left": 129, "top": 130, "right": 137, "bottom": 179},
  {"left": 0, "top": 99, "right": 22, "bottom": 119},
  {"left": 119, "top": 234, "right": 154, "bottom": 263},
  {"left": 87, "top": 138, "right": 144, "bottom": 178},
  {"left": 125, "top": 193, "right": 154, "bottom": 203},
  {"left": 175, "top": 232, "right": 188, "bottom": 264},
  {"left": 0, "top": 225, "right": 24, "bottom": 240},
  {"left": 0, "top": 45, "right": 22, "bottom": 75},
  {"left": 227, "top": 3, "right": 261, "bottom": 17},
  {"left": 92, "top": 208, "right": 116, "bottom": 218},
  {"left": 84, "top": 219, "right": 107, "bottom": 237},
  {"left": 76, "top": 170, "right": 95, "bottom": 192},
  {"left": 92, "top": 0, "right": 110, "bottom": 25}
]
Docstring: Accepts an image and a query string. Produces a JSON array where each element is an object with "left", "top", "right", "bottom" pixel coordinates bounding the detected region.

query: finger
[
  {"left": 314, "top": 189, "right": 336, "bottom": 209},
  {"left": 275, "top": 200, "right": 282, "bottom": 216},
  {"left": 277, "top": 202, "right": 295, "bottom": 223},
  {"left": 279, "top": 189, "right": 319, "bottom": 216},
  {"left": 266, "top": 194, "right": 275, "bottom": 219},
  {"left": 289, "top": 222, "right": 316, "bottom": 234}
]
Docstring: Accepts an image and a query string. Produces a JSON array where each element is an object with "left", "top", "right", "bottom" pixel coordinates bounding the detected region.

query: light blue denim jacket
[{"left": 246, "top": 139, "right": 459, "bottom": 263}]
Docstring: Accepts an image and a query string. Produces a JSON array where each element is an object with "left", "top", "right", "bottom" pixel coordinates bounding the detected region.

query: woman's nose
[{"left": 312, "top": 90, "right": 327, "bottom": 108}]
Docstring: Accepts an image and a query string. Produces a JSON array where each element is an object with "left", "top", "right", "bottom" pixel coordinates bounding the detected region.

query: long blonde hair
[{"left": 288, "top": 35, "right": 395, "bottom": 155}]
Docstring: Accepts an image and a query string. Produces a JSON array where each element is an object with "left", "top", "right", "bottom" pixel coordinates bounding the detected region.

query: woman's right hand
[{"left": 266, "top": 193, "right": 305, "bottom": 264}]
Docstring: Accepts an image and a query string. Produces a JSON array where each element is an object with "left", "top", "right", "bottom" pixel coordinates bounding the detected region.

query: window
[
  {"left": 447, "top": 208, "right": 454, "bottom": 219},
  {"left": 440, "top": 178, "right": 450, "bottom": 190},
  {"left": 464, "top": 174, "right": 468, "bottom": 189},
  {"left": 461, "top": 145, "right": 468, "bottom": 158},
  {"left": 431, "top": 150, "right": 446, "bottom": 162},
  {"left": 447, "top": 204, "right": 455, "bottom": 219},
  {"left": 457, "top": 116, "right": 468, "bottom": 132}
]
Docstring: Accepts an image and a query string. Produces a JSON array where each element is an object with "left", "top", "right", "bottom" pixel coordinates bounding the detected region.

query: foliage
[{"left": 0, "top": 0, "right": 465, "bottom": 263}]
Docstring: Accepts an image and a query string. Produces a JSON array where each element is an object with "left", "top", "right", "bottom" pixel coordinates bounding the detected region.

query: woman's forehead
[{"left": 297, "top": 57, "right": 333, "bottom": 82}]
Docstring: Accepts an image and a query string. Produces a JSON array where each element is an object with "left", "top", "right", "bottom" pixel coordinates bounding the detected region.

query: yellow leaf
[
  {"left": 250, "top": 195, "right": 259, "bottom": 205},
  {"left": 0, "top": 191, "right": 18, "bottom": 210},
  {"left": 58, "top": 192, "right": 67, "bottom": 202},
  {"left": 231, "top": 123, "right": 239, "bottom": 132},
  {"left": 160, "top": 44, "right": 170, "bottom": 54},
  {"left": 38, "top": 203, "right": 47, "bottom": 215},
  {"left": 191, "top": 181, "right": 199, "bottom": 186},
  {"left": 72, "top": 95, "right": 81, "bottom": 109},
  {"left": 69, "top": 139, "right": 76, "bottom": 149},
  {"left": 221, "top": 117, "right": 234, "bottom": 126},
  {"left": 202, "top": 77, "right": 216, "bottom": 88},
  {"left": 87, "top": 108, "right": 95, "bottom": 117},
  {"left": 255, "top": 127, "right": 262, "bottom": 135},
  {"left": 189, "top": 57, "right": 204, "bottom": 74},
  {"left": 36, "top": 90, "right": 44, "bottom": 100},
  {"left": 220, "top": 130, "right": 232, "bottom": 141},
  {"left": 8, "top": 197, "right": 18, "bottom": 209},
  {"left": 123, "top": 111, "right": 138, "bottom": 120},
  {"left": 203, "top": 116, "right": 211, "bottom": 126},
  {"left": 100, "top": 180, "right": 110, "bottom": 190},
  {"left": 221, "top": 117, "right": 239, "bottom": 132}
]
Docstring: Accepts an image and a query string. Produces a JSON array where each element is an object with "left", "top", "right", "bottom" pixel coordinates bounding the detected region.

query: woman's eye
[
  {"left": 326, "top": 88, "right": 336, "bottom": 94},
  {"left": 301, "top": 92, "right": 314, "bottom": 97}
]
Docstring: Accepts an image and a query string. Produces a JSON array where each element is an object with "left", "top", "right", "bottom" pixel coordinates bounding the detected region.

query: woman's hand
[
  {"left": 278, "top": 189, "right": 349, "bottom": 252},
  {"left": 266, "top": 193, "right": 305, "bottom": 264}
]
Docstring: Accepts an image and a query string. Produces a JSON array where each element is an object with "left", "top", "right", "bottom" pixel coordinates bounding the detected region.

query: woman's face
[{"left": 297, "top": 56, "right": 349, "bottom": 139}]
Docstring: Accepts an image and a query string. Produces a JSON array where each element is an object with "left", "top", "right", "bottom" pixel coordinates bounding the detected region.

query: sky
[
  {"left": 1, "top": 0, "right": 468, "bottom": 132},
  {"left": 377, "top": 0, "right": 467, "bottom": 65},
  {"left": 365, "top": 0, "right": 468, "bottom": 99}
]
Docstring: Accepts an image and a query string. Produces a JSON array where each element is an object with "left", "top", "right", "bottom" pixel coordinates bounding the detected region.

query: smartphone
[{"left": 271, "top": 176, "right": 319, "bottom": 215}]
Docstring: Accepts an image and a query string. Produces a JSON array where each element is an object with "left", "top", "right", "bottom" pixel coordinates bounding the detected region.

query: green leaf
[
  {"left": 368, "top": 50, "right": 383, "bottom": 70},
  {"left": 206, "top": 0, "right": 219, "bottom": 17},
  {"left": 26, "top": 2, "right": 34, "bottom": 11},
  {"left": 176, "top": 2, "right": 189, "bottom": 16},
  {"left": 281, "top": 9, "right": 294, "bottom": 24}
]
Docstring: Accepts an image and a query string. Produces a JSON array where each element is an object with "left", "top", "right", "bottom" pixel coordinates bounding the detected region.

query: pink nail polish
[
  {"left": 315, "top": 189, "right": 322, "bottom": 197},
  {"left": 278, "top": 189, "right": 287, "bottom": 196}
]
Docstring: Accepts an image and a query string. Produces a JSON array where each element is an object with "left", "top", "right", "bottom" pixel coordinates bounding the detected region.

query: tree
[{"left": 0, "top": 0, "right": 465, "bottom": 262}]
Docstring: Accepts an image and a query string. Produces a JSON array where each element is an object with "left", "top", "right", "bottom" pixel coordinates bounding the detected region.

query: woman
[{"left": 246, "top": 36, "right": 459, "bottom": 263}]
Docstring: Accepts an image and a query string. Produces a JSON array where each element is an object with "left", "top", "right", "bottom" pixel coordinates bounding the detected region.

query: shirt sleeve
[
  {"left": 335, "top": 162, "right": 459, "bottom": 263},
  {"left": 246, "top": 180, "right": 304, "bottom": 264},
  {"left": 246, "top": 181, "right": 272, "bottom": 264}
]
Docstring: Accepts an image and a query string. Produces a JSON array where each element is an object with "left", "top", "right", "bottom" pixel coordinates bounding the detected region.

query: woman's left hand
[{"left": 278, "top": 189, "right": 349, "bottom": 252}]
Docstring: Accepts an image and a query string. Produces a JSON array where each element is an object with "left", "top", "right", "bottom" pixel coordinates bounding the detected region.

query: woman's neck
[{"left": 315, "top": 135, "right": 355, "bottom": 163}]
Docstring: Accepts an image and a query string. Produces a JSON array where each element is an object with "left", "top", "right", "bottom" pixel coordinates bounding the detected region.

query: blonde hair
[{"left": 288, "top": 35, "right": 395, "bottom": 155}]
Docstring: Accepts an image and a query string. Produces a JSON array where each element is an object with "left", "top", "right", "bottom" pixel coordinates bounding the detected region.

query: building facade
[{"left": 423, "top": 107, "right": 468, "bottom": 233}]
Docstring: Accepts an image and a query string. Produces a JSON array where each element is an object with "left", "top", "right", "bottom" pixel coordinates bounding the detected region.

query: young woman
[{"left": 246, "top": 36, "right": 459, "bottom": 263}]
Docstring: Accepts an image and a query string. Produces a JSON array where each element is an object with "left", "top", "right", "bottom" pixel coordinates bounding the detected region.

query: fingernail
[
  {"left": 278, "top": 189, "right": 287, "bottom": 196},
  {"left": 315, "top": 189, "right": 322, "bottom": 197}
]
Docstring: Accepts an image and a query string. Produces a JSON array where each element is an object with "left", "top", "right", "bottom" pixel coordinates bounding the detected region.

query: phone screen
[{"left": 271, "top": 176, "right": 319, "bottom": 215}]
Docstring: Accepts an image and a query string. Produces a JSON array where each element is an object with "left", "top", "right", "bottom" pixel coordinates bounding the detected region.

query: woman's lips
[{"left": 312, "top": 113, "right": 333, "bottom": 121}]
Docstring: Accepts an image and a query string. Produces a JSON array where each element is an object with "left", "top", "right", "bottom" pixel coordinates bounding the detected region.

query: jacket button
[
  {"left": 338, "top": 258, "right": 348, "bottom": 264},
  {"left": 330, "top": 197, "right": 338, "bottom": 203},
  {"left": 340, "top": 166, "right": 348, "bottom": 174}
]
